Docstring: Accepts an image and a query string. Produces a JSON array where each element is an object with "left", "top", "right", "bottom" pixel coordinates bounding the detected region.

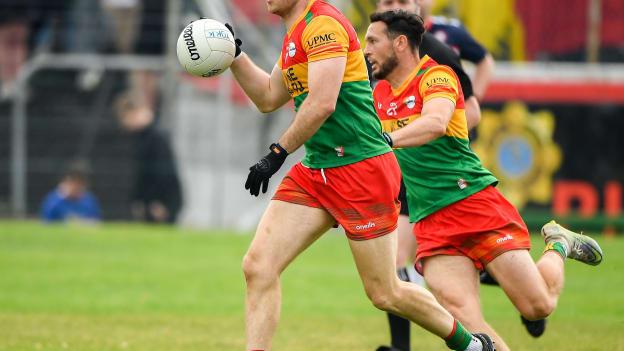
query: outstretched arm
[
  {"left": 230, "top": 55, "right": 291, "bottom": 113},
  {"left": 278, "top": 56, "right": 346, "bottom": 153}
]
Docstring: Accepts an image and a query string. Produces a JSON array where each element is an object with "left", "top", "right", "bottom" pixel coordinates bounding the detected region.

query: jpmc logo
[
  {"left": 425, "top": 76, "right": 450, "bottom": 87},
  {"left": 307, "top": 33, "right": 336, "bottom": 48}
]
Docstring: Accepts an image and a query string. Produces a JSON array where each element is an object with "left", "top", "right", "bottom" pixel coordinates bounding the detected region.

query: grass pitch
[{"left": 0, "top": 221, "right": 623, "bottom": 350}]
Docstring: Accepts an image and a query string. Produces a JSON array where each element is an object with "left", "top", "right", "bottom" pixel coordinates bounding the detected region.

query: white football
[{"left": 176, "top": 19, "right": 236, "bottom": 77}]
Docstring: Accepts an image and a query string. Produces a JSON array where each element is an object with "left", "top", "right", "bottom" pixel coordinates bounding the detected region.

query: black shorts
[{"left": 399, "top": 178, "right": 409, "bottom": 216}]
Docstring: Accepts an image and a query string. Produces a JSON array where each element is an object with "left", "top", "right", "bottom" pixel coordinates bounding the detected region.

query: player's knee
[
  {"left": 369, "top": 292, "right": 395, "bottom": 311},
  {"left": 241, "top": 252, "right": 277, "bottom": 286},
  {"left": 366, "top": 287, "right": 399, "bottom": 312},
  {"left": 520, "top": 298, "right": 555, "bottom": 320}
]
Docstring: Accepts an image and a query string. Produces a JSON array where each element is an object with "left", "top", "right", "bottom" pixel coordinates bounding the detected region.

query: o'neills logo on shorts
[
  {"left": 183, "top": 25, "right": 200, "bottom": 61},
  {"left": 496, "top": 234, "right": 514, "bottom": 244},
  {"left": 355, "top": 221, "right": 376, "bottom": 231}
]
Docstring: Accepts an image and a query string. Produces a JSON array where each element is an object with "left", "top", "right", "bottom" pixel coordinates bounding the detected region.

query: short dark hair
[
  {"left": 63, "top": 160, "right": 91, "bottom": 183},
  {"left": 370, "top": 10, "right": 425, "bottom": 51}
]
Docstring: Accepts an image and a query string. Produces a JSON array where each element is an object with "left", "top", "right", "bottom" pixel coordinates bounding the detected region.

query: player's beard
[{"left": 372, "top": 52, "right": 399, "bottom": 80}]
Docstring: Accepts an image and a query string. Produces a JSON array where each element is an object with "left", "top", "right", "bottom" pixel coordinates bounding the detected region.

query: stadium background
[
  {"left": 0, "top": 0, "right": 624, "bottom": 234},
  {"left": 1, "top": 0, "right": 623, "bottom": 231},
  {"left": 0, "top": 1, "right": 623, "bottom": 350}
]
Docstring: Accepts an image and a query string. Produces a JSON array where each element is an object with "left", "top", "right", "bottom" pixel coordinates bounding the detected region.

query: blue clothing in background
[
  {"left": 40, "top": 189, "right": 101, "bottom": 222},
  {"left": 429, "top": 16, "right": 488, "bottom": 64}
]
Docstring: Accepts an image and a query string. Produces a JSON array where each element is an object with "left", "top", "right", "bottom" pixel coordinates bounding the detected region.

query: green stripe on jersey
[
  {"left": 304, "top": 11, "right": 314, "bottom": 25},
  {"left": 294, "top": 80, "right": 391, "bottom": 168},
  {"left": 395, "top": 136, "right": 498, "bottom": 222}
]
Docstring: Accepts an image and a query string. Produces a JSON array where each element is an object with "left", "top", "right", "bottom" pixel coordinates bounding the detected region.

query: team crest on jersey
[
  {"left": 404, "top": 96, "right": 416, "bottom": 109},
  {"left": 287, "top": 42, "right": 296, "bottom": 58},
  {"left": 334, "top": 146, "right": 344, "bottom": 157},
  {"left": 457, "top": 178, "right": 468, "bottom": 189},
  {"left": 387, "top": 102, "right": 398, "bottom": 116}
]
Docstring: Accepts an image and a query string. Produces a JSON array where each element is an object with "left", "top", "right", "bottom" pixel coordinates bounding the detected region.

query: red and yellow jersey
[
  {"left": 277, "top": 0, "right": 390, "bottom": 168},
  {"left": 373, "top": 55, "right": 496, "bottom": 222}
]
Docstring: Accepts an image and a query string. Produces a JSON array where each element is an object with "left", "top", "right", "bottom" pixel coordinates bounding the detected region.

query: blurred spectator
[
  {"left": 0, "top": 1, "right": 30, "bottom": 98},
  {"left": 114, "top": 92, "right": 182, "bottom": 224},
  {"left": 101, "top": 0, "right": 141, "bottom": 54},
  {"left": 40, "top": 162, "right": 101, "bottom": 222}
]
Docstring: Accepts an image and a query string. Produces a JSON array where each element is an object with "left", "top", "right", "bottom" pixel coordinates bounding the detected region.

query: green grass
[{"left": 0, "top": 221, "right": 623, "bottom": 350}]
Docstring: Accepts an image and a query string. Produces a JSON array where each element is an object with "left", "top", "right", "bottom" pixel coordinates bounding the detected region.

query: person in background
[
  {"left": 0, "top": 1, "right": 30, "bottom": 99},
  {"left": 419, "top": 0, "right": 494, "bottom": 102},
  {"left": 40, "top": 162, "right": 101, "bottom": 222},
  {"left": 114, "top": 92, "right": 182, "bottom": 224}
]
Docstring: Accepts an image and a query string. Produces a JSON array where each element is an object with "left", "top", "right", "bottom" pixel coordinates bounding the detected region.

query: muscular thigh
[
  {"left": 246, "top": 200, "right": 335, "bottom": 274},
  {"left": 349, "top": 229, "right": 400, "bottom": 291},
  {"left": 485, "top": 249, "right": 549, "bottom": 307}
]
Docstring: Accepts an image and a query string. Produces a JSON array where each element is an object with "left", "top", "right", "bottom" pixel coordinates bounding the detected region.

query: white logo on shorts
[
  {"left": 496, "top": 234, "right": 514, "bottom": 244},
  {"left": 355, "top": 221, "right": 376, "bottom": 231}
]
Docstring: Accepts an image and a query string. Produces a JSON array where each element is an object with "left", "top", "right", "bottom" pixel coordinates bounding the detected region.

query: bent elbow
[
  {"left": 257, "top": 100, "right": 279, "bottom": 113},
  {"left": 433, "top": 122, "right": 447, "bottom": 138},
  {"left": 258, "top": 104, "right": 276, "bottom": 113},
  {"left": 321, "top": 103, "right": 336, "bottom": 116},
  {"left": 314, "top": 99, "right": 337, "bottom": 117}
]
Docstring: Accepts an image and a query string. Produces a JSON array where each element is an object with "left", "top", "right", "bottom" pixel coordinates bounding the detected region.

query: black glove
[
  {"left": 382, "top": 132, "right": 393, "bottom": 147},
  {"left": 224, "top": 23, "right": 243, "bottom": 57},
  {"left": 245, "top": 143, "right": 288, "bottom": 196}
]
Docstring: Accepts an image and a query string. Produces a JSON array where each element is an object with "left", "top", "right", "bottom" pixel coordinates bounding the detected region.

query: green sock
[
  {"left": 445, "top": 320, "right": 472, "bottom": 350},
  {"left": 544, "top": 241, "right": 568, "bottom": 260}
]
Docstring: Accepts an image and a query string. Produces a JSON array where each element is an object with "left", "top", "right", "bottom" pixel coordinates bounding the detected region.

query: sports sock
[
  {"left": 445, "top": 320, "right": 480, "bottom": 350},
  {"left": 543, "top": 241, "right": 568, "bottom": 260},
  {"left": 464, "top": 336, "right": 486, "bottom": 351},
  {"left": 386, "top": 267, "right": 411, "bottom": 350}
]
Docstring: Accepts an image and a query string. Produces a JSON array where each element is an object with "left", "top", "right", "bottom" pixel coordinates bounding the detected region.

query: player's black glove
[
  {"left": 224, "top": 23, "right": 243, "bottom": 57},
  {"left": 382, "top": 132, "right": 393, "bottom": 147},
  {"left": 245, "top": 143, "right": 288, "bottom": 196}
]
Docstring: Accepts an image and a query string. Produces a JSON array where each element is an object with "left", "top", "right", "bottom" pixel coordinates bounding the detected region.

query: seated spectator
[{"left": 40, "top": 162, "right": 101, "bottom": 222}]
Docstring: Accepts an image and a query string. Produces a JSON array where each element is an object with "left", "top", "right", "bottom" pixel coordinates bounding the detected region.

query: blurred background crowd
[{"left": 0, "top": 0, "right": 622, "bottom": 232}]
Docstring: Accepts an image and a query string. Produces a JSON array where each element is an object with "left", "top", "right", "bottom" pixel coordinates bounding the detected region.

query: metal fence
[{"left": 1, "top": 0, "right": 623, "bottom": 230}]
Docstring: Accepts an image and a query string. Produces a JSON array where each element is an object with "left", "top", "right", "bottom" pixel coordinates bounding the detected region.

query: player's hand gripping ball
[{"left": 176, "top": 19, "right": 237, "bottom": 77}]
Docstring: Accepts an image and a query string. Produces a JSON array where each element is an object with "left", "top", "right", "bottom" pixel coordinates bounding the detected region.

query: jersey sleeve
[
  {"left": 418, "top": 66, "right": 459, "bottom": 104},
  {"left": 301, "top": 15, "right": 349, "bottom": 62}
]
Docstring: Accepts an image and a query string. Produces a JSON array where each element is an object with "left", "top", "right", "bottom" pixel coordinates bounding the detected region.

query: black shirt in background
[{"left": 131, "top": 125, "right": 182, "bottom": 223}]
